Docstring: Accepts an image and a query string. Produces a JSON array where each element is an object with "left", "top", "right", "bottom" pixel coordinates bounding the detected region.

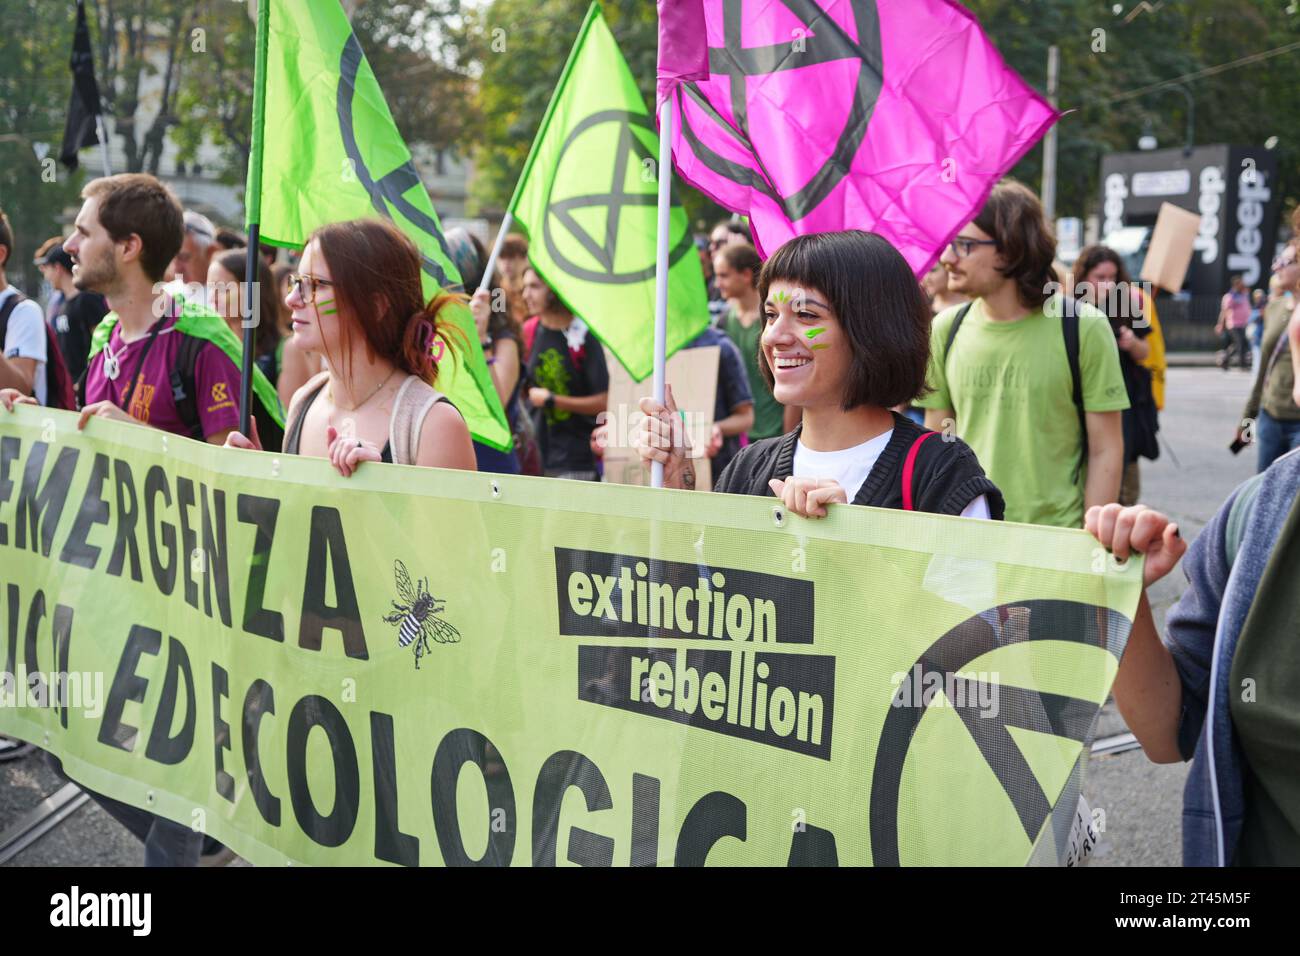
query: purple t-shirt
[{"left": 84, "top": 314, "right": 242, "bottom": 439}]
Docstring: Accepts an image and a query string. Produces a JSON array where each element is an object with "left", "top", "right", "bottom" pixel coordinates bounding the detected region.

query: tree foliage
[
  {"left": 464, "top": 0, "right": 1300, "bottom": 230},
  {"left": 0, "top": 0, "right": 91, "bottom": 294},
  {"left": 455, "top": 0, "right": 722, "bottom": 226},
  {"left": 964, "top": 0, "right": 1300, "bottom": 220}
]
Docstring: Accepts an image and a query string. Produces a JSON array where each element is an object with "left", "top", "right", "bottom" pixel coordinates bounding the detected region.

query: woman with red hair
[{"left": 227, "top": 218, "right": 475, "bottom": 476}]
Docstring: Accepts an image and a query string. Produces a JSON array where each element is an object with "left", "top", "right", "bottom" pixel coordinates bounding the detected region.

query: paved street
[
  {"left": 1083, "top": 365, "right": 1258, "bottom": 866},
  {"left": 0, "top": 367, "right": 1261, "bottom": 866}
]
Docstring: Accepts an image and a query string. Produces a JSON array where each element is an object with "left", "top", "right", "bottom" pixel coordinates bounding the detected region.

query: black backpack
[
  {"left": 169, "top": 333, "right": 284, "bottom": 452},
  {"left": 944, "top": 295, "right": 1086, "bottom": 481},
  {"left": 0, "top": 292, "right": 78, "bottom": 410}
]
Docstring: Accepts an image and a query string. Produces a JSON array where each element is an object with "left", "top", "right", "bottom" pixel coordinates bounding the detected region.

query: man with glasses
[
  {"left": 918, "top": 180, "right": 1128, "bottom": 528},
  {"left": 1239, "top": 239, "right": 1300, "bottom": 471},
  {"left": 2, "top": 173, "right": 280, "bottom": 866}
]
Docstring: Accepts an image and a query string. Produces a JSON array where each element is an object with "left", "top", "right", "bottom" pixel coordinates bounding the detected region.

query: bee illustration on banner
[{"left": 383, "top": 560, "right": 460, "bottom": 669}]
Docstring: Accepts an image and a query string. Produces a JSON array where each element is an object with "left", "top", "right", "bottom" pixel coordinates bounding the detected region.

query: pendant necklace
[{"left": 103, "top": 340, "right": 123, "bottom": 380}]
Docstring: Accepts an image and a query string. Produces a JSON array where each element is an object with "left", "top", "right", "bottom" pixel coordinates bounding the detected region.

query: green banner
[
  {"left": 0, "top": 408, "right": 1141, "bottom": 866},
  {"left": 247, "top": 0, "right": 510, "bottom": 451},
  {"left": 511, "top": 3, "right": 709, "bottom": 381}
]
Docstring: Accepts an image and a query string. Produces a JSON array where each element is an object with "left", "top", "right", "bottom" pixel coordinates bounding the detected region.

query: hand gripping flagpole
[{"left": 650, "top": 97, "right": 674, "bottom": 489}]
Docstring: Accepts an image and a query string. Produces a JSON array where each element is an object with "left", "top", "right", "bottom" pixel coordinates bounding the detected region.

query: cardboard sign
[
  {"left": 1140, "top": 202, "right": 1201, "bottom": 292},
  {"left": 602, "top": 345, "right": 719, "bottom": 491}
]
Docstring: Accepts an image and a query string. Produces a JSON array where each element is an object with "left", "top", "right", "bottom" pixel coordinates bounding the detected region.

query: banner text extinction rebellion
[{"left": 556, "top": 548, "right": 835, "bottom": 760}]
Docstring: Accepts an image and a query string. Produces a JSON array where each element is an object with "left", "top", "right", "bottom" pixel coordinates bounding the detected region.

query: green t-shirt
[
  {"left": 722, "top": 306, "right": 784, "bottom": 440},
  {"left": 1230, "top": 488, "right": 1300, "bottom": 865},
  {"left": 917, "top": 295, "right": 1129, "bottom": 528}
]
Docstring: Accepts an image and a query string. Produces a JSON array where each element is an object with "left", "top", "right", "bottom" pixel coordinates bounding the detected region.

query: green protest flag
[
  {"left": 246, "top": 0, "right": 510, "bottom": 451},
  {"left": 2, "top": 406, "right": 1143, "bottom": 866},
  {"left": 510, "top": 3, "right": 709, "bottom": 381}
]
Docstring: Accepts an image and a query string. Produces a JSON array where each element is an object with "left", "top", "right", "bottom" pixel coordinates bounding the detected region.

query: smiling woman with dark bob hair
[{"left": 638, "top": 230, "right": 1005, "bottom": 520}]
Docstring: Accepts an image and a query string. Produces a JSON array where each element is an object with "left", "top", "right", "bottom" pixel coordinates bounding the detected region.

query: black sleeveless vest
[{"left": 712, "top": 412, "right": 1005, "bottom": 519}]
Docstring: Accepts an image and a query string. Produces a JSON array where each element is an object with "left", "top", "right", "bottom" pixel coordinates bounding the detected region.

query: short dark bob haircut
[{"left": 757, "top": 230, "right": 932, "bottom": 409}]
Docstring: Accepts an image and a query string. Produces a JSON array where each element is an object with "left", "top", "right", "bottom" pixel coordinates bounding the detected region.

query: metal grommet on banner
[
  {"left": 145, "top": 790, "right": 155, "bottom": 805},
  {"left": 43, "top": 732, "right": 50, "bottom": 746},
  {"left": 772, "top": 506, "right": 786, "bottom": 528},
  {"left": 270, "top": 458, "right": 281, "bottom": 478},
  {"left": 160, "top": 435, "right": 168, "bottom": 454},
  {"left": 490, "top": 480, "right": 501, "bottom": 499}
]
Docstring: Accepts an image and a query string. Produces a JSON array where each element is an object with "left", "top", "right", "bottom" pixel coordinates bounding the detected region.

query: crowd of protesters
[{"left": 1, "top": 169, "right": 1298, "bottom": 867}]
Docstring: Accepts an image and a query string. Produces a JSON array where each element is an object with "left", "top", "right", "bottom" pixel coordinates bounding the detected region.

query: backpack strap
[
  {"left": 901, "top": 431, "right": 940, "bottom": 511},
  {"left": 1224, "top": 472, "right": 1267, "bottom": 568},
  {"left": 390, "top": 374, "right": 456, "bottom": 466},
  {"left": 522, "top": 316, "right": 540, "bottom": 361},
  {"left": 170, "top": 332, "right": 208, "bottom": 441},
  {"left": 942, "top": 301, "right": 974, "bottom": 377},
  {"left": 1060, "top": 296, "right": 1087, "bottom": 483},
  {"left": 0, "top": 291, "right": 25, "bottom": 340}
]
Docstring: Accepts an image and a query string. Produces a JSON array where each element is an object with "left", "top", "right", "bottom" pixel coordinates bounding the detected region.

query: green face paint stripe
[
  {"left": 805, "top": 327, "right": 826, "bottom": 340},
  {"left": 810, "top": 343, "right": 829, "bottom": 351},
  {"left": 317, "top": 298, "right": 338, "bottom": 315}
]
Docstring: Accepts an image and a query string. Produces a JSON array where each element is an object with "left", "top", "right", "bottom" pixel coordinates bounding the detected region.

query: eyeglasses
[
  {"left": 948, "top": 236, "right": 999, "bottom": 258},
  {"left": 288, "top": 273, "right": 335, "bottom": 304}
]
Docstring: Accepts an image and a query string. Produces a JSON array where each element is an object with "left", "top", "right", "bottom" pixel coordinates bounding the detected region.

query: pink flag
[
  {"left": 664, "top": 0, "right": 1059, "bottom": 273},
  {"left": 656, "top": 0, "right": 710, "bottom": 110}
]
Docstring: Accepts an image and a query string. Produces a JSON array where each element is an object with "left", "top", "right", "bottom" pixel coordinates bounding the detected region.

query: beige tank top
[{"left": 283, "top": 372, "right": 454, "bottom": 466}]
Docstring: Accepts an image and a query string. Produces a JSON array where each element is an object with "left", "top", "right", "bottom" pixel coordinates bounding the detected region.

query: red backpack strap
[
  {"left": 522, "top": 315, "right": 540, "bottom": 359},
  {"left": 901, "top": 430, "right": 940, "bottom": 511}
]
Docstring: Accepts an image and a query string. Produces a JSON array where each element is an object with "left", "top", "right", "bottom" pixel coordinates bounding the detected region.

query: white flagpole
[
  {"left": 650, "top": 97, "right": 674, "bottom": 489},
  {"left": 478, "top": 211, "right": 514, "bottom": 293},
  {"left": 95, "top": 114, "right": 111, "bottom": 177}
]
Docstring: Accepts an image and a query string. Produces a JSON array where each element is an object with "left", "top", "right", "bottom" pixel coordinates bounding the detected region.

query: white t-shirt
[
  {"left": 792, "top": 430, "right": 991, "bottom": 519},
  {"left": 0, "top": 286, "right": 48, "bottom": 406}
]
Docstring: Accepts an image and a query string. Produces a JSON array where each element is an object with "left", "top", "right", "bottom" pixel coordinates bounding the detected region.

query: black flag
[{"left": 59, "top": 0, "right": 105, "bottom": 171}]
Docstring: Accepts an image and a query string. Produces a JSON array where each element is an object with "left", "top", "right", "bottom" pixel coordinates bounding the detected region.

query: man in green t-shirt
[
  {"left": 918, "top": 181, "right": 1128, "bottom": 528},
  {"left": 714, "top": 242, "right": 791, "bottom": 440}
]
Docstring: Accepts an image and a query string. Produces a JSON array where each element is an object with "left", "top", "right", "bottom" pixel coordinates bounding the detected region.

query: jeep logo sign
[
  {"left": 1099, "top": 145, "right": 1279, "bottom": 295},
  {"left": 1228, "top": 166, "right": 1270, "bottom": 286},
  {"left": 1194, "top": 166, "right": 1224, "bottom": 266}
]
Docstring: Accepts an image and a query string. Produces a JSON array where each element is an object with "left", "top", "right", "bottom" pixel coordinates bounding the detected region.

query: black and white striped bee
[{"left": 383, "top": 560, "right": 460, "bottom": 669}]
